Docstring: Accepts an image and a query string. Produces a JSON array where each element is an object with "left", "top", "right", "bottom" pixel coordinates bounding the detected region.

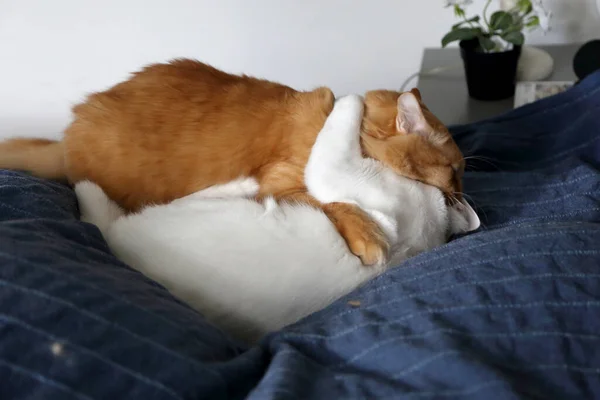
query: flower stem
[
  {"left": 463, "top": 15, "right": 477, "bottom": 29},
  {"left": 482, "top": 0, "right": 493, "bottom": 30},
  {"left": 461, "top": 8, "right": 485, "bottom": 50}
]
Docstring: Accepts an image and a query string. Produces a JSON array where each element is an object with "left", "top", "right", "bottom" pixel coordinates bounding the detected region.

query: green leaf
[
  {"left": 441, "top": 28, "right": 480, "bottom": 48},
  {"left": 526, "top": 15, "right": 540, "bottom": 28},
  {"left": 490, "top": 11, "right": 513, "bottom": 30},
  {"left": 466, "top": 15, "right": 480, "bottom": 23},
  {"left": 499, "top": 25, "right": 522, "bottom": 38},
  {"left": 454, "top": 4, "right": 465, "bottom": 18},
  {"left": 502, "top": 31, "right": 525, "bottom": 46},
  {"left": 452, "top": 15, "right": 480, "bottom": 30},
  {"left": 517, "top": 0, "right": 533, "bottom": 14},
  {"left": 479, "top": 37, "right": 497, "bottom": 52}
]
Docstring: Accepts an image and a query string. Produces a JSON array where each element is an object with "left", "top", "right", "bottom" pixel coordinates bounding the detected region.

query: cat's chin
[{"left": 447, "top": 200, "right": 481, "bottom": 237}]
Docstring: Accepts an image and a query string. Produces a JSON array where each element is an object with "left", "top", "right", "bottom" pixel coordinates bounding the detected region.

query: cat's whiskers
[
  {"left": 465, "top": 165, "right": 483, "bottom": 172},
  {"left": 463, "top": 155, "right": 503, "bottom": 172},
  {"left": 455, "top": 191, "right": 474, "bottom": 204},
  {"left": 448, "top": 194, "right": 461, "bottom": 207}
]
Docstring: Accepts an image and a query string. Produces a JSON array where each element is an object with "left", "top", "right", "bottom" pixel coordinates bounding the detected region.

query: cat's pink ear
[{"left": 396, "top": 92, "right": 432, "bottom": 136}]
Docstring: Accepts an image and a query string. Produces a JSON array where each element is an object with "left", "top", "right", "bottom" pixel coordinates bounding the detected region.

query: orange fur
[
  {"left": 361, "top": 88, "right": 465, "bottom": 203},
  {"left": 0, "top": 59, "right": 464, "bottom": 265},
  {"left": 0, "top": 138, "right": 65, "bottom": 180}
]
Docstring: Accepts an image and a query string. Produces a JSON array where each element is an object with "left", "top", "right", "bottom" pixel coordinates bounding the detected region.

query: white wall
[
  {"left": 527, "top": 0, "right": 600, "bottom": 44},
  {"left": 0, "top": 0, "right": 598, "bottom": 139}
]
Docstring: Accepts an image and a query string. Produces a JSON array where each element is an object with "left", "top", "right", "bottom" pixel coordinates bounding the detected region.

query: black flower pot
[{"left": 460, "top": 38, "right": 522, "bottom": 101}]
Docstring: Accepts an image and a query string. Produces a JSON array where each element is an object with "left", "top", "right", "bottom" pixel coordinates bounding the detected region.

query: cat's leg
[
  {"left": 324, "top": 200, "right": 389, "bottom": 266},
  {"left": 259, "top": 163, "right": 388, "bottom": 266},
  {"left": 306, "top": 94, "right": 364, "bottom": 170},
  {"left": 272, "top": 190, "right": 389, "bottom": 266},
  {"left": 74, "top": 180, "right": 125, "bottom": 236},
  {"left": 305, "top": 94, "right": 366, "bottom": 202}
]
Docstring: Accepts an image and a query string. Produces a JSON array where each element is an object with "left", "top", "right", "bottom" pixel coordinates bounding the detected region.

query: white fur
[
  {"left": 174, "top": 176, "right": 260, "bottom": 200},
  {"left": 305, "top": 94, "right": 477, "bottom": 260},
  {"left": 75, "top": 95, "right": 478, "bottom": 345}
]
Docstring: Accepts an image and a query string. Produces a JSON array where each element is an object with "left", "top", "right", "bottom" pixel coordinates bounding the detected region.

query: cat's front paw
[
  {"left": 348, "top": 226, "right": 389, "bottom": 267},
  {"left": 334, "top": 94, "right": 364, "bottom": 117},
  {"left": 324, "top": 202, "right": 389, "bottom": 266}
]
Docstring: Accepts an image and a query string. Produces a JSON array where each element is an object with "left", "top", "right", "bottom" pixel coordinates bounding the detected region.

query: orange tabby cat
[{"left": 0, "top": 59, "right": 464, "bottom": 266}]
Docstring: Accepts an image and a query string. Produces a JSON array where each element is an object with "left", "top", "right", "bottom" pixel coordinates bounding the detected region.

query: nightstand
[{"left": 417, "top": 44, "right": 581, "bottom": 126}]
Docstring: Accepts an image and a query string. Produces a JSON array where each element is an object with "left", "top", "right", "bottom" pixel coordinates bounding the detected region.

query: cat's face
[{"left": 360, "top": 88, "right": 465, "bottom": 203}]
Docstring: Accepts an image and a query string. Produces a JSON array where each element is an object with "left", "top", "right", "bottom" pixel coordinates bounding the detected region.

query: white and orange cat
[
  {"left": 0, "top": 59, "right": 467, "bottom": 266},
  {"left": 75, "top": 95, "right": 479, "bottom": 345}
]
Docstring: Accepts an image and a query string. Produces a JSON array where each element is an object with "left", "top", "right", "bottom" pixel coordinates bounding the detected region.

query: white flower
[
  {"left": 499, "top": 0, "right": 553, "bottom": 33},
  {"left": 532, "top": 0, "right": 552, "bottom": 32},
  {"left": 445, "top": 0, "right": 473, "bottom": 7}
]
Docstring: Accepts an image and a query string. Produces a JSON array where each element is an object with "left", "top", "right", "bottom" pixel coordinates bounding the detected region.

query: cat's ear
[
  {"left": 410, "top": 88, "right": 422, "bottom": 102},
  {"left": 396, "top": 92, "right": 432, "bottom": 136}
]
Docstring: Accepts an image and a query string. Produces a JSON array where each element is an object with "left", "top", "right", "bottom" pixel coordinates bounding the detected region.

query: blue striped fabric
[{"left": 1, "top": 70, "right": 599, "bottom": 399}]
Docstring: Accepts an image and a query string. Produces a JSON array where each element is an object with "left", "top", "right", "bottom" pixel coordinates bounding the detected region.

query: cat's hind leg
[{"left": 74, "top": 181, "right": 125, "bottom": 236}]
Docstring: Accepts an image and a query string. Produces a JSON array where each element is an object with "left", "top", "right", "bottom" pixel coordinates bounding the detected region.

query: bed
[{"left": 1, "top": 70, "right": 599, "bottom": 400}]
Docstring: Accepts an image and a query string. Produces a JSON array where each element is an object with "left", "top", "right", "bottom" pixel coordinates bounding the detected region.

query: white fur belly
[{"left": 105, "top": 197, "right": 385, "bottom": 344}]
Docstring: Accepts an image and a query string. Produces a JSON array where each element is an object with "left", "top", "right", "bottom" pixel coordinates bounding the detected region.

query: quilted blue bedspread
[{"left": 1, "top": 71, "right": 600, "bottom": 400}]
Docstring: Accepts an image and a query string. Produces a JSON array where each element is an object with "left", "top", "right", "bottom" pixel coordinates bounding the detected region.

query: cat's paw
[
  {"left": 74, "top": 180, "right": 109, "bottom": 218},
  {"left": 350, "top": 230, "right": 389, "bottom": 267},
  {"left": 333, "top": 94, "right": 364, "bottom": 118},
  {"left": 74, "top": 180, "right": 124, "bottom": 233},
  {"left": 325, "top": 203, "right": 389, "bottom": 266}
]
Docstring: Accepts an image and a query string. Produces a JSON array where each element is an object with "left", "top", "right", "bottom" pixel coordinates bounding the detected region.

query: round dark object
[
  {"left": 573, "top": 40, "right": 600, "bottom": 81},
  {"left": 459, "top": 38, "right": 522, "bottom": 101}
]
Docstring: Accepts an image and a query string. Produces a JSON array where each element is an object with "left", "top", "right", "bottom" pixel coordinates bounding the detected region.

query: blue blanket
[{"left": 1, "top": 71, "right": 599, "bottom": 400}]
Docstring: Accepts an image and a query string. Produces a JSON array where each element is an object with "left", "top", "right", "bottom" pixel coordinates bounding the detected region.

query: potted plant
[{"left": 442, "top": 0, "right": 548, "bottom": 101}]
